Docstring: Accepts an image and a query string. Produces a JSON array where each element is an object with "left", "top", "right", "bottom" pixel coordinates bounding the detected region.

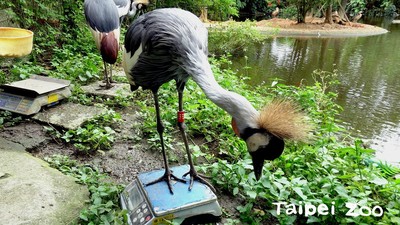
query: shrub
[{"left": 208, "top": 20, "right": 268, "bottom": 56}]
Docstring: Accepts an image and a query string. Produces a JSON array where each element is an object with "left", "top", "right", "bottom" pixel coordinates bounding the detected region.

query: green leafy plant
[
  {"left": 65, "top": 109, "right": 121, "bottom": 153},
  {"left": 45, "top": 109, "right": 122, "bottom": 154},
  {"left": 348, "top": 0, "right": 367, "bottom": 15},
  {"left": 375, "top": 161, "right": 400, "bottom": 179},
  {"left": 208, "top": 20, "right": 267, "bottom": 56},
  {"left": 0, "top": 111, "right": 23, "bottom": 128},
  {"left": 49, "top": 48, "right": 101, "bottom": 85},
  {"left": 45, "top": 155, "right": 126, "bottom": 224},
  {"left": 9, "top": 61, "right": 46, "bottom": 80},
  {"left": 62, "top": 125, "right": 116, "bottom": 153}
]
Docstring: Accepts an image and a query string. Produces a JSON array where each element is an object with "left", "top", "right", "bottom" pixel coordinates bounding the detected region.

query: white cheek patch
[
  {"left": 246, "top": 133, "right": 270, "bottom": 153},
  {"left": 122, "top": 44, "right": 143, "bottom": 85}
]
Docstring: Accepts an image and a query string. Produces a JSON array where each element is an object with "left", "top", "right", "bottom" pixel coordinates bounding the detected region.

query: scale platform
[
  {"left": 0, "top": 75, "right": 71, "bottom": 115},
  {"left": 120, "top": 165, "right": 222, "bottom": 225}
]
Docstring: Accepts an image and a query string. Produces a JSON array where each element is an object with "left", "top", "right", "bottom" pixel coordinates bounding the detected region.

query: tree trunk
[
  {"left": 338, "top": 0, "right": 350, "bottom": 22},
  {"left": 297, "top": 1, "right": 306, "bottom": 23},
  {"left": 324, "top": 5, "right": 333, "bottom": 24}
]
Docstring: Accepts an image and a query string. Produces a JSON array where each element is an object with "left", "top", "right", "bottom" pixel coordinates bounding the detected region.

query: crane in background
[
  {"left": 272, "top": 7, "right": 279, "bottom": 18},
  {"left": 113, "top": 0, "right": 149, "bottom": 24},
  {"left": 84, "top": 0, "right": 120, "bottom": 89},
  {"left": 83, "top": 0, "right": 148, "bottom": 89}
]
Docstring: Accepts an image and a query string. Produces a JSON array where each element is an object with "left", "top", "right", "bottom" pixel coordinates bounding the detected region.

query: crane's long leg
[
  {"left": 177, "top": 86, "right": 216, "bottom": 193},
  {"left": 145, "top": 90, "right": 186, "bottom": 194},
  {"left": 109, "top": 63, "right": 116, "bottom": 84},
  {"left": 99, "top": 61, "right": 113, "bottom": 89}
]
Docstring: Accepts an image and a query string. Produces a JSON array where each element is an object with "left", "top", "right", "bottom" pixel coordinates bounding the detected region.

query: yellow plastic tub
[{"left": 0, "top": 27, "right": 33, "bottom": 57}]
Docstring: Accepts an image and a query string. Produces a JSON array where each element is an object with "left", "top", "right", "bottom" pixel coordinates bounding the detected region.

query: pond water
[{"left": 231, "top": 18, "right": 400, "bottom": 164}]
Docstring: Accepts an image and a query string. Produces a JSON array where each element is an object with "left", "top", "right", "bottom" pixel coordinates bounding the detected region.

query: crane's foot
[
  {"left": 183, "top": 168, "right": 216, "bottom": 193},
  {"left": 98, "top": 80, "right": 114, "bottom": 89},
  {"left": 146, "top": 169, "right": 186, "bottom": 194},
  {"left": 97, "top": 83, "right": 114, "bottom": 90},
  {"left": 102, "top": 78, "right": 117, "bottom": 84}
]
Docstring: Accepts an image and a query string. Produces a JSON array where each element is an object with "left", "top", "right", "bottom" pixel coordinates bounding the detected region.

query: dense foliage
[{"left": 151, "top": 0, "right": 238, "bottom": 20}]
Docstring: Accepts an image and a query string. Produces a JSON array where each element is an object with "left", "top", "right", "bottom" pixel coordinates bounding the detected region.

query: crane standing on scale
[{"left": 122, "top": 8, "right": 313, "bottom": 194}]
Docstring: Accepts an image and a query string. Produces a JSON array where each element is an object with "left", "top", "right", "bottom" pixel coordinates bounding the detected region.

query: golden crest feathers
[{"left": 257, "top": 99, "right": 313, "bottom": 141}]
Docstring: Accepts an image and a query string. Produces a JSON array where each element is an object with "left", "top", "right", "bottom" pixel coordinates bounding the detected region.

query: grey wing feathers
[
  {"left": 124, "top": 15, "right": 145, "bottom": 58},
  {"left": 124, "top": 8, "right": 208, "bottom": 89},
  {"left": 124, "top": 14, "right": 180, "bottom": 89},
  {"left": 125, "top": 8, "right": 208, "bottom": 57},
  {"left": 84, "top": 0, "right": 119, "bottom": 32},
  {"left": 113, "top": 0, "right": 128, "bottom": 7}
]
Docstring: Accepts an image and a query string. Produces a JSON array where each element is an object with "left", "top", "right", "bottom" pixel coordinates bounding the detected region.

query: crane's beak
[
  {"left": 251, "top": 155, "right": 265, "bottom": 181},
  {"left": 248, "top": 133, "right": 285, "bottom": 181}
]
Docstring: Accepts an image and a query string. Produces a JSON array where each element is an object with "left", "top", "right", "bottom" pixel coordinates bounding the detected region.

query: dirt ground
[
  {"left": 257, "top": 17, "right": 365, "bottom": 29},
  {"left": 256, "top": 17, "right": 388, "bottom": 36}
]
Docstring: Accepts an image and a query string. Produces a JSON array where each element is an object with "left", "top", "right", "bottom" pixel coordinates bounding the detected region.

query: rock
[
  {"left": 81, "top": 81, "right": 131, "bottom": 98},
  {"left": 0, "top": 137, "right": 89, "bottom": 224},
  {"left": 33, "top": 102, "right": 107, "bottom": 130}
]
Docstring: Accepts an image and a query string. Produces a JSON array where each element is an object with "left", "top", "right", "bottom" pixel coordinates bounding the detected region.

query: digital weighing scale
[
  {"left": 0, "top": 75, "right": 71, "bottom": 115},
  {"left": 120, "top": 165, "right": 222, "bottom": 225}
]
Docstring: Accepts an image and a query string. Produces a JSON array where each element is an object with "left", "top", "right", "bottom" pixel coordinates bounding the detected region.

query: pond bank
[{"left": 256, "top": 18, "right": 389, "bottom": 37}]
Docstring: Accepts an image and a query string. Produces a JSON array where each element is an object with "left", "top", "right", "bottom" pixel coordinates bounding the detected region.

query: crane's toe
[
  {"left": 183, "top": 169, "right": 216, "bottom": 193},
  {"left": 145, "top": 169, "right": 186, "bottom": 194}
]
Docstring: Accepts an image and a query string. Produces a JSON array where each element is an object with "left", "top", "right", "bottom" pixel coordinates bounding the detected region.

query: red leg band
[{"left": 178, "top": 111, "right": 185, "bottom": 123}]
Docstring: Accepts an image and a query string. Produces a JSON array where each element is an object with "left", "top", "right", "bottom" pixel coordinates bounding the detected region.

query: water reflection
[{"left": 232, "top": 21, "right": 400, "bottom": 163}]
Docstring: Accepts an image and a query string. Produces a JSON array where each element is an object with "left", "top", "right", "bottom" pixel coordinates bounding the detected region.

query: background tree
[
  {"left": 325, "top": 0, "right": 334, "bottom": 24},
  {"left": 287, "top": 0, "right": 323, "bottom": 23},
  {"left": 153, "top": 0, "right": 237, "bottom": 20}
]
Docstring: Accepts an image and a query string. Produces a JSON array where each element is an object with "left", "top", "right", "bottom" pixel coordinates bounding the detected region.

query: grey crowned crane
[
  {"left": 272, "top": 7, "right": 279, "bottom": 18},
  {"left": 84, "top": 0, "right": 120, "bottom": 89},
  {"left": 84, "top": 0, "right": 148, "bottom": 89},
  {"left": 113, "top": 0, "right": 149, "bottom": 24},
  {"left": 123, "top": 8, "right": 312, "bottom": 194},
  {"left": 352, "top": 11, "right": 363, "bottom": 23}
]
